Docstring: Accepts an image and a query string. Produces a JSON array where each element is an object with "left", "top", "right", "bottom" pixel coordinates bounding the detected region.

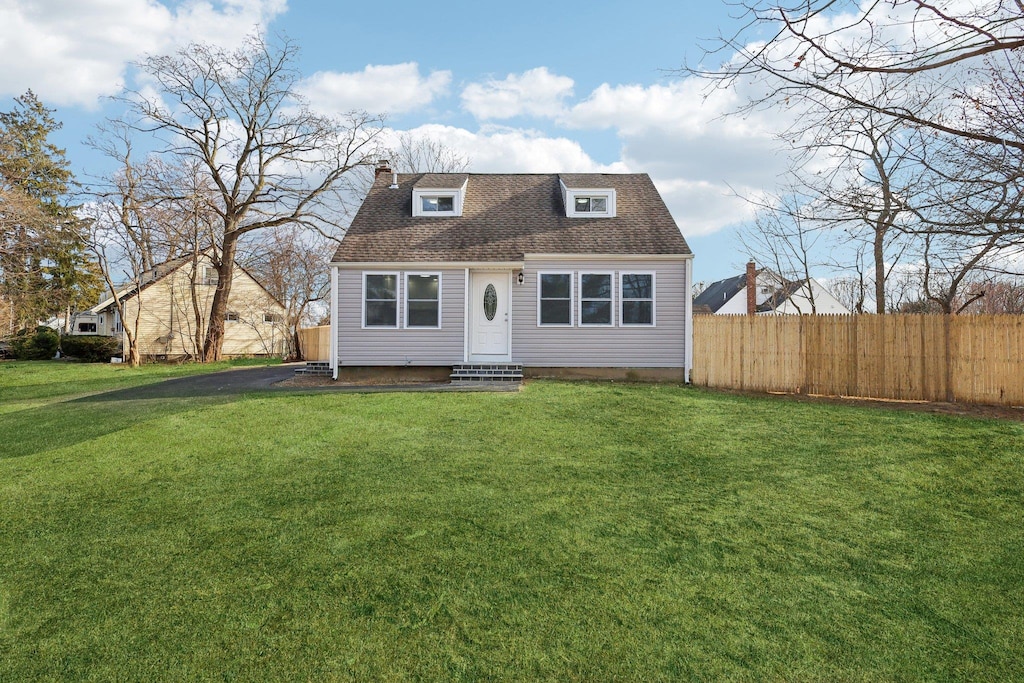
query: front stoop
[
  {"left": 294, "top": 361, "right": 331, "bottom": 377},
  {"left": 450, "top": 363, "right": 523, "bottom": 383}
]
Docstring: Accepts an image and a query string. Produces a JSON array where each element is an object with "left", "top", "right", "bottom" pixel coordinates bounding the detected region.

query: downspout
[
  {"left": 330, "top": 265, "right": 339, "bottom": 380},
  {"left": 684, "top": 255, "right": 694, "bottom": 383}
]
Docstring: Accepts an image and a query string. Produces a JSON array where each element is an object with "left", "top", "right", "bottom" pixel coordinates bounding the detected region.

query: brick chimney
[
  {"left": 374, "top": 159, "right": 392, "bottom": 178},
  {"left": 746, "top": 260, "right": 757, "bottom": 316}
]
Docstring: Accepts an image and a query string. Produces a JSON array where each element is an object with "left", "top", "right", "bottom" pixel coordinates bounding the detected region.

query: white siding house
[{"left": 695, "top": 264, "right": 850, "bottom": 315}]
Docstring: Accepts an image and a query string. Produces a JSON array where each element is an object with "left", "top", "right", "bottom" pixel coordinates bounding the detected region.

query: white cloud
[
  {"left": 389, "top": 124, "right": 626, "bottom": 174},
  {"left": 298, "top": 63, "right": 451, "bottom": 116},
  {"left": 651, "top": 177, "right": 759, "bottom": 238},
  {"left": 461, "top": 67, "right": 574, "bottom": 120},
  {"left": 0, "top": 0, "right": 287, "bottom": 108}
]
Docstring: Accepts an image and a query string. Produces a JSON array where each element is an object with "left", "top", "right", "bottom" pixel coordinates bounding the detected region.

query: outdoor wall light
[{"left": 517, "top": 271, "right": 525, "bottom": 285}]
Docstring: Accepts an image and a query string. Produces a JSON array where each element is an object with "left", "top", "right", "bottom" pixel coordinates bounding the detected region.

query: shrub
[
  {"left": 11, "top": 326, "right": 60, "bottom": 360},
  {"left": 60, "top": 335, "right": 121, "bottom": 363}
]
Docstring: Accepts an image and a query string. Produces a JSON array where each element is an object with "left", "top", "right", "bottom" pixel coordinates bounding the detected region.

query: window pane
[
  {"left": 591, "top": 196, "right": 607, "bottom": 212},
  {"left": 408, "top": 301, "right": 439, "bottom": 327},
  {"left": 581, "top": 300, "right": 611, "bottom": 325},
  {"left": 541, "top": 299, "right": 571, "bottom": 324},
  {"left": 622, "top": 301, "right": 653, "bottom": 325},
  {"left": 581, "top": 273, "right": 611, "bottom": 299},
  {"left": 422, "top": 196, "right": 453, "bottom": 212},
  {"left": 365, "top": 301, "right": 397, "bottom": 326},
  {"left": 622, "top": 274, "right": 652, "bottom": 299},
  {"left": 407, "top": 274, "right": 438, "bottom": 300},
  {"left": 575, "top": 197, "right": 590, "bottom": 212},
  {"left": 366, "top": 274, "right": 397, "bottom": 299},
  {"left": 540, "top": 273, "right": 571, "bottom": 299}
]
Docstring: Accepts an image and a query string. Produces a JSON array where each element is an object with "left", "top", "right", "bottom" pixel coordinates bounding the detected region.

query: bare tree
[
  {"left": 82, "top": 206, "right": 145, "bottom": 367},
  {"left": 117, "top": 32, "right": 383, "bottom": 361},
  {"left": 244, "top": 225, "right": 332, "bottom": 359},
  {"left": 389, "top": 131, "right": 470, "bottom": 173},
  {"left": 961, "top": 277, "right": 1024, "bottom": 314},
  {"left": 738, "top": 192, "right": 825, "bottom": 313},
  {"left": 688, "top": 0, "right": 1024, "bottom": 151},
  {"left": 917, "top": 230, "right": 1015, "bottom": 314}
]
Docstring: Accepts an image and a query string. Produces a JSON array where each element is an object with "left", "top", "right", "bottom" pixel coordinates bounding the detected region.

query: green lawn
[{"left": 2, "top": 363, "right": 1022, "bottom": 680}]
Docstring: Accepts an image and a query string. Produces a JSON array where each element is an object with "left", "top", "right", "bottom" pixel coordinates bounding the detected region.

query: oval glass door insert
[{"left": 483, "top": 284, "right": 498, "bottom": 321}]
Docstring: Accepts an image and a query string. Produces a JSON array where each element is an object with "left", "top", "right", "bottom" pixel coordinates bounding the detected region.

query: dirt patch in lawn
[{"left": 747, "top": 389, "right": 1024, "bottom": 422}]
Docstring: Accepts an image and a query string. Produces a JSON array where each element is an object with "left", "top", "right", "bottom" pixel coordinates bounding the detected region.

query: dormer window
[
  {"left": 412, "top": 174, "right": 468, "bottom": 217},
  {"left": 421, "top": 195, "right": 454, "bottom": 213},
  {"left": 574, "top": 196, "right": 608, "bottom": 213},
  {"left": 560, "top": 178, "right": 616, "bottom": 218}
]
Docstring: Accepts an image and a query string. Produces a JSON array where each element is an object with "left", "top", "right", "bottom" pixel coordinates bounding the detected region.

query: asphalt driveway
[
  {"left": 78, "top": 365, "right": 300, "bottom": 402},
  {"left": 78, "top": 364, "right": 518, "bottom": 402}
]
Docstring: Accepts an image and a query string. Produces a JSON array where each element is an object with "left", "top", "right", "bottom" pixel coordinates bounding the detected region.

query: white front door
[{"left": 469, "top": 271, "right": 511, "bottom": 360}]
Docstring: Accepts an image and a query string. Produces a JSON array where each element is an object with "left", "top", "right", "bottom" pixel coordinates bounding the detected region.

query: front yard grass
[{"left": 1, "top": 366, "right": 1022, "bottom": 680}]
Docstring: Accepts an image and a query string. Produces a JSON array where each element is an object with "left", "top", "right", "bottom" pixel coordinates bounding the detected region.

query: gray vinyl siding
[
  {"left": 336, "top": 268, "right": 465, "bottom": 365},
  {"left": 512, "top": 258, "right": 688, "bottom": 367}
]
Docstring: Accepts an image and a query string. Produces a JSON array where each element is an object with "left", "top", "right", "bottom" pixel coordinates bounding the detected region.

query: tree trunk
[
  {"left": 202, "top": 232, "right": 237, "bottom": 361},
  {"left": 874, "top": 229, "right": 887, "bottom": 314}
]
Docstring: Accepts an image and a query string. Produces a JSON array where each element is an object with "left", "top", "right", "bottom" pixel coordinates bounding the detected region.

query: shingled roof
[
  {"left": 332, "top": 173, "right": 691, "bottom": 263},
  {"left": 693, "top": 273, "right": 747, "bottom": 313}
]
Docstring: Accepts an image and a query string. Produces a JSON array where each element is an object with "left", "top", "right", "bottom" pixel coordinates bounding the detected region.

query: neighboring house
[
  {"left": 694, "top": 262, "right": 850, "bottom": 315},
  {"left": 74, "top": 254, "right": 286, "bottom": 359},
  {"left": 328, "top": 167, "right": 694, "bottom": 380}
]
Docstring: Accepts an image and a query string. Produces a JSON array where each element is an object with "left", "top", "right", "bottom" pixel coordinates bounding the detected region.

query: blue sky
[{"left": 0, "top": 0, "right": 794, "bottom": 284}]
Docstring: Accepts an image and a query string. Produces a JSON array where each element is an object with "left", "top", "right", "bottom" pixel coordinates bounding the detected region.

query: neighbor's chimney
[
  {"left": 746, "top": 260, "right": 757, "bottom": 316},
  {"left": 374, "top": 159, "right": 391, "bottom": 179}
]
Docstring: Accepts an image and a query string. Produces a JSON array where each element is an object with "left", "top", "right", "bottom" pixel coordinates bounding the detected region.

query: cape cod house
[
  {"left": 328, "top": 166, "right": 694, "bottom": 381},
  {"left": 73, "top": 254, "right": 286, "bottom": 360}
]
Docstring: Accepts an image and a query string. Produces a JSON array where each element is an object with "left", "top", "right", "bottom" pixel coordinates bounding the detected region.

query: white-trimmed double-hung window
[
  {"left": 579, "top": 272, "right": 614, "bottom": 326},
  {"left": 405, "top": 273, "right": 441, "bottom": 328},
  {"left": 620, "top": 272, "right": 655, "bottom": 325},
  {"left": 364, "top": 273, "right": 399, "bottom": 327},
  {"left": 538, "top": 272, "right": 573, "bottom": 326}
]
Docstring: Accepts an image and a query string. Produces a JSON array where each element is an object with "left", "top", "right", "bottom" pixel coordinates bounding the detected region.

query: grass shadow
[{"left": 0, "top": 395, "right": 236, "bottom": 460}]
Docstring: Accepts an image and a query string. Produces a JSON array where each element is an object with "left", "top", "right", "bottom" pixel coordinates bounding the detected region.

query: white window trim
[
  {"left": 560, "top": 181, "right": 617, "bottom": 218},
  {"left": 619, "top": 271, "right": 656, "bottom": 327},
  {"left": 412, "top": 179, "right": 467, "bottom": 217},
  {"left": 202, "top": 266, "right": 219, "bottom": 286},
  {"left": 537, "top": 271, "right": 574, "bottom": 327},
  {"left": 361, "top": 271, "right": 400, "bottom": 329},
  {"left": 403, "top": 272, "right": 442, "bottom": 329},
  {"left": 578, "top": 271, "right": 615, "bottom": 327},
  {"left": 417, "top": 194, "right": 457, "bottom": 215}
]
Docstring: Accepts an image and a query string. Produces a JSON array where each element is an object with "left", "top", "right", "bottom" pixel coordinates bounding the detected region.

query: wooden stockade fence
[
  {"left": 692, "top": 314, "right": 1024, "bottom": 406},
  {"left": 297, "top": 325, "right": 330, "bottom": 361}
]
